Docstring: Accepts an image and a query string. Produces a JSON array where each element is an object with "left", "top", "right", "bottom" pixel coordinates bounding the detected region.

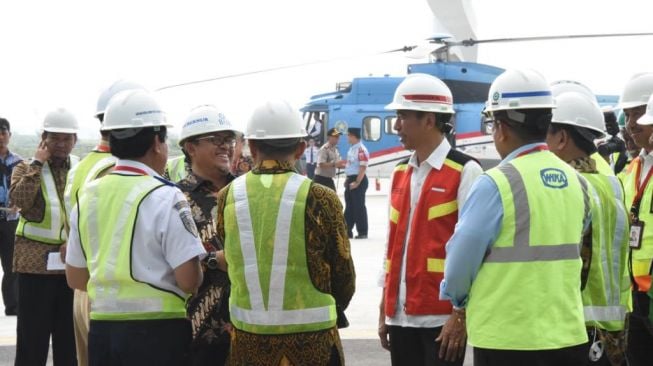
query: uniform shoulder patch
[{"left": 174, "top": 200, "right": 199, "bottom": 237}]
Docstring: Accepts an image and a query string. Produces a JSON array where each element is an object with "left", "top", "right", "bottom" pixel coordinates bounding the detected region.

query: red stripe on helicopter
[{"left": 403, "top": 94, "right": 452, "bottom": 104}]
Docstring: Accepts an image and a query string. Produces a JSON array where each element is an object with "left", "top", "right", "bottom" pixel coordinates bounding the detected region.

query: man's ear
[{"left": 294, "top": 140, "right": 307, "bottom": 160}]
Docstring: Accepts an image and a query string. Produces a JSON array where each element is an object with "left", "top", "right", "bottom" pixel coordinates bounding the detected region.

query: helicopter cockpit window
[
  {"left": 362, "top": 116, "right": 381, "bottom": 142},
  {"left": 385, "top": 116, "right": 397, "bottom": 135}
]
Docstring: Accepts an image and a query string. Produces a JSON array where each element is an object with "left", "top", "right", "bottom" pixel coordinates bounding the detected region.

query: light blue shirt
[
  {"left": 344, "top": 141, "right": 369, "bottom": 176},
  {"left": 439, "top": 143, "right": 547, "bottom": 308},
  {"left": 0, "top": 151, "right": 23, "bottom": 221}
]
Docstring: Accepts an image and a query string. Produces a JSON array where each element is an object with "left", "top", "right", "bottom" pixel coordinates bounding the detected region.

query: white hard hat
[
  {"left": 101, "top": 90, "right": 172, "bottom": 131},
  {"left": 245, "top": 99, "right": 307, "bottom": 140},
  {"left": 179, "top": 105, "right": 239, "bottom": 146},
  {"left": 551, "top": 92, "right": 606, "bottom": 139},
  {"left": 486, "top": 69, "right": 555, "bottom": 113},
  {"left": 550, "top": 80, "right": 597, "bottom": 104},
  {"left": 385, "top": 73, "right": 455, "bottom": 114},
  {"left": 95, "top": 80, "right": 146, "bottom": 117},
  {"left": 42, "top": 108, "right": 79, "bottom": 134},
  {"left": 618, "top": 72, "right": 653, "bottom": 110},
  {"left": 637, "top": 94, "right": 653, "bottom": 125}
]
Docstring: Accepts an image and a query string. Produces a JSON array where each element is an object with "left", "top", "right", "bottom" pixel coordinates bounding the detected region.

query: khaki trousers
[{"left": 73, "top": 289, "right": 90, "bottom": 366}]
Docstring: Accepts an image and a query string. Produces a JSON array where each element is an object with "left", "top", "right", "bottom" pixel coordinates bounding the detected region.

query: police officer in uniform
[
  {"left": 344, "top": 127, "right": 369, "bottom": 239},
  {"left": 314, "top": 128, "right": 345, "bottom": 191},
  {"left": 65, "top": 90, "right": 205, "bottom": 366}
]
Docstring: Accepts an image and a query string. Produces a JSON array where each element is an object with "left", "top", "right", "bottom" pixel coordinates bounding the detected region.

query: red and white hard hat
[{"left": 385, "top": 73, "right": 455, "bottom": 114}]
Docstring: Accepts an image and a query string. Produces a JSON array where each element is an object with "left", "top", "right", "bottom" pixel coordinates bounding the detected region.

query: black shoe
[
  {"left": 4, "top": 308, "right": 17, "bottom": 316},
  {"left": 355, "top": 235, "right": 368, "bottom": 239}
]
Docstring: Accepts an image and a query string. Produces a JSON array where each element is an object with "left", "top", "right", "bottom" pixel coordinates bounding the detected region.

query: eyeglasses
[{"left": 194, "top": 134, "right": 236, "bottom": 147}]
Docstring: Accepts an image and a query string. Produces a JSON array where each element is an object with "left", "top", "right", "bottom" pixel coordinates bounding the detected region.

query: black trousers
[
  {"left": 89, "top": 318, "right": 192, "bottom": 366},
  {"left": 473, "top": 343, "right": 587, "bottom": 366},
  {"left": 0, "top": 220, "right": 17, "bottom": 313},
  {"left": 388, "top": 325, "right": 464, "bottom": 366},
  {"left": 344, "top": 175, "right": 368, "bottom": 236},
  {"left": 313, "top": 175, "right": 336, "bottom": 191},
  {"left": 306, "top": 163, "right": 316, "bottom": 179},
  {"left": 15, "top": 273, "right": 76, "bottom": 366},
  {"left": 626, "top": 291, "right": 653, "bottom": 365},
  {"left": 191, "top": 341, "right": 228, "bottom": 366}
]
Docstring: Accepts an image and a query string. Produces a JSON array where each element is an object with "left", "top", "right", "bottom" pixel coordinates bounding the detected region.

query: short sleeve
[
  {"left": 160, "top": 189, "right": 207, "bottom": 269},
  {"left": 65, "top": 206, "right": 87, "bottom": 268}
]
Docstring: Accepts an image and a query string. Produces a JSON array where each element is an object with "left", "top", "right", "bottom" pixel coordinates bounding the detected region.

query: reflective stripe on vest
[
  {"left": 166, "top": 156, "right": 187, "bottom": 183},
  {"left": 621, "top": 157, "right": 653, "bottom": 292},
  {"left": 79, "top": 174, "right": 187, "bottom": 320},
  {"left": 467, "top": 151, "right": 588, "bottom": 350},
  {"left": 581, "top": 174, "right": 631, "bottom": 330},
  {"left": 226, "top": 173, "right": 337, "bottom": 334},
  {"left": 484, "top": 163, "right": 590, "bottom": 263},
  {"left": 64, "top": 152, "right": 116, "bottom": 217},
  {"left": 16, "top": 159, "right": 78, "bottom": 244}
]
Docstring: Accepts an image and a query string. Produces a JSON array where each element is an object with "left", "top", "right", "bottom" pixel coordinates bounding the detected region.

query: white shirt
[
  {"left": 379, "top": 139, "right": 483, "bottom": 328},
  {"left": 66, "top": 160, "right": 207, "bottom": 298},
  {"left": 304, "top": 146, "right": 319, "bottom": 165},
  {"left": 639, "top": 148, "right": 653, "bottom": 182}
]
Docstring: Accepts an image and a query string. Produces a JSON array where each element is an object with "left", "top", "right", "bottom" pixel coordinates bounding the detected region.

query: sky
[{"left": 0, "top": 0, "right": 652, "bottom": 139}]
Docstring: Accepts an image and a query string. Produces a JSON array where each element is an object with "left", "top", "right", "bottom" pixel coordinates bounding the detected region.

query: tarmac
[{"left": 0, "top": 180, "right": 474, "bottom": 365}]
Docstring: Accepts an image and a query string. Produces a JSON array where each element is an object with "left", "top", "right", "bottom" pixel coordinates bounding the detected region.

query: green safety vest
[
  {"left": 467, "top": 150, "right": 589, "bottom": 350},
  {"left": 591, "top": 152, "right": 615, "bottom": 176},
  {"left": 581, "top": 172, "right": 631, "bottom": 331},
  {"left": 166, "top": 156, "right": 187, "bottom": 183},
  {"left": 16, "top": 156, "right": 79, "bottom": 245},
  {"left": 63, "top": 151, "right": 116, "bottom": 217},
  {"left": 224, "top": 172, "right": 337, "bottom": 334},
  {"left": 77, "top": 174, "right": 187, "bottom": 320}
]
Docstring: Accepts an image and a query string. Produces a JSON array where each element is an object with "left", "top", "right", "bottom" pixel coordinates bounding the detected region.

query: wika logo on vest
[{"left": 539, "top": 168, "right": 568, "bottom": 189}]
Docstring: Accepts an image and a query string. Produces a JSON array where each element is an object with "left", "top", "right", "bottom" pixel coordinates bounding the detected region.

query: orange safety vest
[
  {"left": 622, "top": 157, "right": 653, "bottom": 292},
  {"left": 384, "top": 150, "right": 475, "bottom": 317}
]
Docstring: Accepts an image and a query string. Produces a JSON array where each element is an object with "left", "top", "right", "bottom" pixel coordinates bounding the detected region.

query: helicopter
[{"left": 156, "top": 0, "right": 653, "bottom": 176}]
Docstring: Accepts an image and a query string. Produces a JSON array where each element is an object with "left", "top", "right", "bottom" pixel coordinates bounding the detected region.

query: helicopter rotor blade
[{"left": 447, "top": 32, "right": 653, "bottom": 47}]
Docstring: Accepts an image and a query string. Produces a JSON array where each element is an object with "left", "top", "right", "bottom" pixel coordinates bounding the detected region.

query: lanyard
[
  {"left": 515, "top": 144, "right": 549, "bottom": 158},
  {"left": 631, "top": 158, "right": 653, "bottom": 220},
  {"left": 113, "top": 166, "right": 148, "bottom": 176}
]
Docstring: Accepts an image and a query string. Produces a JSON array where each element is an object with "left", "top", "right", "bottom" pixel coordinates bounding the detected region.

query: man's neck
[
  {"left": 192, "top": 164, "right": 229, "bottom": 191},
  {"left": 415, "top": 135, "right": 443, "bottom": 166},
  {"left": 0, "top": 148, "right": 8, "bottom": 159}
]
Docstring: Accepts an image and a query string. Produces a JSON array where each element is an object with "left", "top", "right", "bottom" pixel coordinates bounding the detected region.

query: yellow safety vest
[
  {"left": 77, "top": 173, "right": 187, "bottom": 320},
  {"left": 16, "top": 156, "right": 79, "bottom": 244},
  {"left": 467, "top": 150, "right": 589, "bottom": 350},
  {"left": 224, "top": 172, "right": 337, "bottom": 334},
  {"left": 165, "top": 156, "right": 187, "bottom": 183}
]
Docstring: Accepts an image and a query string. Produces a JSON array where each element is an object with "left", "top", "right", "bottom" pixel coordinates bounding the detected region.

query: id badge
[{"left": 629, "top": 221, "right": 644, "bottom": 249}]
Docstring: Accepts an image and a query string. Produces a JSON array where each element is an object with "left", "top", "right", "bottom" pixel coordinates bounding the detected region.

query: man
[
  {"left": 0, "top": 118, "right": 21, "bottom": 317},
  {"left": 546, "top": 91, "right": 631, "bottom": 365},
  {"left": 617, "top": 72, "right": 653, "bottom": 366},
  {"left": 441, "top": 69, "right": 591, "bottom": 365},
  {"left": 217, "top": 99, "right": 355, "bottom": 365},
  {"left": 379, "top": 73, "right": 483, "bottom": 365},
  {"left": 65, "top": 90, "right": 205, "bottom": 366},
  {"left": 11, "top": 108, "right": 79, "bottom": 365},
  {"left": 308, "top": 113, "right": 323, "bottom": 145},
  {"left": 344, "top": 127, "right": 369, "bottom": 239},
  {"left": 63, "top": 79, "right": 144, "bottom": 366},
  {"left": 176, "top": 105, "right": 239, "bottom": 366},
  {"left": 303, "top": 138, "right": 319, "bottom": 179},
  {"left": 314, "top": 128, "right": 345, "bottom": 191}
]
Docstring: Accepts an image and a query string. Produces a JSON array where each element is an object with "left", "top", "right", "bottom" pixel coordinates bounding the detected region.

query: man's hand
[
  {"left": 34, "top": 140, "right": 50, "bottom": 163},
  {"left": 349, "top": 181, "right": 360, "bottom": 190},
  {"left": 336, "top": 160, "right": 346, "bottom": 169},
  {"left": 378, "top": 294, "right": 391, "bottom": 351},
  {"left": 435, "top": 308, "right": 467, "bottom": 362}
]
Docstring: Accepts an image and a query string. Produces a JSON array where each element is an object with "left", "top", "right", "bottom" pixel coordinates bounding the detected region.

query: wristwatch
[{"left": 206, "top": 251, "right": 219, "bottom": 270}]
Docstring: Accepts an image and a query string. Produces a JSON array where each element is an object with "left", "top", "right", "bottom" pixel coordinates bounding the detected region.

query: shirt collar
[
  {"left": 500, "top": 142, "right": 548, "bottom": 165},
  {"left": 114, "top": 159, "right": 162, "bottom": 178},
  {"left": 186, "top": 171, "right": 235, "bottom": 192},
  {"left": 408, "top": 138, "right": 451, "bottom": 170},
  {"left": 252, "top": 159, "right": 295, "bottom": 174},
  {"left": 638, "top": 148, "right": 653, "bottom": 161}
]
